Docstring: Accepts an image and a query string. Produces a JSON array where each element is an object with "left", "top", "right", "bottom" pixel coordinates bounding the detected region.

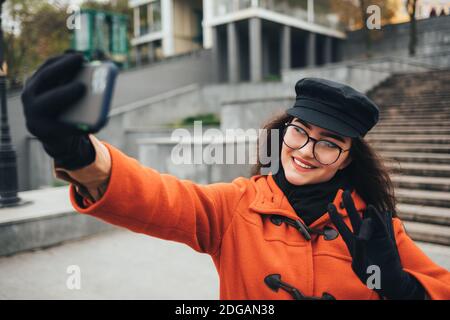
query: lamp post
[{"left": 0, "top": 0, "right": 26, "bottom": 208}]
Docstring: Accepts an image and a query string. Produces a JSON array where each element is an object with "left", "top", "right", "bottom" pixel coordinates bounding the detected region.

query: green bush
[
  {"left": 263, "top": 74, "right": 281, "bottom": 82},
  {"left": 169, "top": 113, "right": 221, "bottom": 128},
  {"left": 52, "top": 179, "right": 70, "bottom": 188}
]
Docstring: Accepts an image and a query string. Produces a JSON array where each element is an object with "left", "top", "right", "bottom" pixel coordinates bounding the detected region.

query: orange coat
[{"left": 60, "top": 138, "right": 450, "bottom": 300}]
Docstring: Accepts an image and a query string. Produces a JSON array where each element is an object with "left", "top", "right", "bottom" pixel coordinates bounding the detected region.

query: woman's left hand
[{"left": 327, "top": 190, "right": 425, "bottom": 300}]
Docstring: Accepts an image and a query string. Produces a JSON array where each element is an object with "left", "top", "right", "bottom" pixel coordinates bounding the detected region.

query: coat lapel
[{"left": 249, "top": 173, "right": 367, "bottom": 228}]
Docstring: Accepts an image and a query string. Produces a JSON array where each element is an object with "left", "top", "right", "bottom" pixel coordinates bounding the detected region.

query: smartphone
[{"left": 59, "top": 61, "right": 118, "bottom": 133}]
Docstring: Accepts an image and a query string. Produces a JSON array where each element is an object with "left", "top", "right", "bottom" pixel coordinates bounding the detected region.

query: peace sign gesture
[{"left": 327, "top": 190, "right": 425, "bottom": 300}]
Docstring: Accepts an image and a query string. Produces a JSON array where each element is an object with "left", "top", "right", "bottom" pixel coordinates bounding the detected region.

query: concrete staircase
[{"left": 367, "top": 69, "right": 450, "bottom": 246}]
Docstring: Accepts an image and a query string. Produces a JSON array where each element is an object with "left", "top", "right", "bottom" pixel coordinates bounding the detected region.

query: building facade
[
  {"left": 130, "top": 0, "right": 205, "bottom": 65},
  {"left": 130, "top": 0, "right": 346, "bottom": 82}
]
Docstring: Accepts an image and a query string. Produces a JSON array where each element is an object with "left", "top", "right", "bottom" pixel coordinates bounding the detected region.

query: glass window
[
  {"left": 93, "top": 13, "right": 110, "bottom": 54},
  {"left": 151, "top": 0, "right": 162, "bottom": 32},
  {"left": 111, "top": 16, "right": 127, "bottom": 54},
  {"left": 139, "top": 4, "right": 149, "bottom": 35},
  {"left": 213, "top": 0, "right": 257, "bottom": 17},
  {"left": 74, "top": 13, "right": 90, "bottom": 51}
]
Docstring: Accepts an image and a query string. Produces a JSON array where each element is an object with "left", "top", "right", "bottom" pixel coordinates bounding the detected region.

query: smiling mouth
[{"left": 292, "top": 157, "right": 318, "bottom": 169}]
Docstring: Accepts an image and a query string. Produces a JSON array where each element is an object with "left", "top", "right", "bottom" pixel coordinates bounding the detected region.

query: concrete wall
[
  {"left": 282, "top": 56, "right": 438, "bottom": 94},
  {"left": 111, "top": 49, "right": 213, "bottom": 108},
  {"left": 5, "top": 93, "right": 30, "bottom": 193},
  {"left": 125, "top": 125, "right": 219, "bottom": 158},
  {"left": 221, "top": 97, "right": 293, "bottom": 131},
  {"left": 343, "top": 15, "right": 450, "bottom": 68},
  {"left": 282, "top": 63, "right": 390, "bottom": 94},
  {"left": 0, "top": 187, "right": 112, "bottom": 257},
  {"left": 137, "top": 136, "right": 256, "bottom": 184},
  {"left": 96, "top": 81, "right": 293, "bottom": 153},
  {"left": 27, "top": 138, "right": 57, "bottom": 189}
]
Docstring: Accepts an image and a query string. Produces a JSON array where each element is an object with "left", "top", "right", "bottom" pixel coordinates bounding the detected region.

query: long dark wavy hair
[{"left": 251, "top": 111, "right": 397, "bottom": 216}]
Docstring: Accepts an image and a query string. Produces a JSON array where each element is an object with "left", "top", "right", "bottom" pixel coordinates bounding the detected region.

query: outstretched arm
[{"left": 53, "top": 136, "right": 247, "bottom": 256}]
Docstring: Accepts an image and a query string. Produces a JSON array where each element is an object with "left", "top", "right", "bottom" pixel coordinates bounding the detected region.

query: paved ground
[
  {"left": 0, "top": 228, "right": 449, "bottom": 300},
  {"left": 0, "top": 228, "right": 219, "bottom": 300}
]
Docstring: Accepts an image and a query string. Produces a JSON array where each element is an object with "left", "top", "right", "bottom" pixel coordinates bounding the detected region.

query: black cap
[{"left": 286, "top": 78, "right": 379, "bottom": 138}]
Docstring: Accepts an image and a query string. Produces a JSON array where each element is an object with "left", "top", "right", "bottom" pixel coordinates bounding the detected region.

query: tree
[
  {"left": 331, "top": 0, "right": 402, "bottom": 56},
  {"left": 4, "top": 0, "right": 132, "bottom": 88},
  {"left": 406, "top": 0, "right": 418, "bottom": 56},
  {"left": 19, "top": 3, "right": 70, "bottom": 74},
  {"left": 331, "top": 0, "right": 400, "bottom": 30},
  {"left": 82, "top": 0, "right": 130, "bottom": 15},
  {"left": 4, "top": 0, "right": 69, "bottom": 87},
  {"left": 4, "top": 0, "right": 37, "bottom": 86}
]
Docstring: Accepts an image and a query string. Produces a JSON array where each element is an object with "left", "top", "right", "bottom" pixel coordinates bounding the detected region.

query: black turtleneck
[{"left": 272, "top": 163, "right": 352, "bottom": 226}]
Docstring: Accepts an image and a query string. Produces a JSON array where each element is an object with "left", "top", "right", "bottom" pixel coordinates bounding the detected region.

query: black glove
[
  {"left": 327, "top": 190, "right": 425, "bottom": 300},
  {"left": 22, "top": 53, "right": 96, "bottom": 170}
]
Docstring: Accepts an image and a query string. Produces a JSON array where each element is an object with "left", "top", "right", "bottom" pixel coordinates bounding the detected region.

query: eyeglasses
[{"left": 282, "top": 122, "right": 350, "bottom": 165}]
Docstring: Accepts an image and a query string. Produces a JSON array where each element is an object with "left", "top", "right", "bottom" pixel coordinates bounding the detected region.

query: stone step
[
  {"left": 375, "top": 82, "right": 450, "bottom": 88},
  {"left": 391, "top": 71, "right": 450, "bottom": 78},
  {"left": 389, "top": 71, "right": 450, "bottom": 80},
  {"left": 380, "top": 106, "right": 450, "bottom": 114},
  {"left": 367, "top": 134, "right": 450, "bottom": 144},
  {"left": 376, "top": 81, "right": 450, "bottom": 87},
  {"left": 395, "top": 188, "right": 450, "bottom": 208},
  {"left": 379, "top": 101, "right": 450, "bottom": 109},
  {"left": 397, "top": 203, "right": 450, "bottom": 226},
  {"left": 379, "top": 112, "right": 450, "bottom": 120},
  {"left": 380, "top": 109, "right": 450, "bottom": 116},
  {"left": 379, "top": 84, "right": 450, "bottom": 91},
  {"left": 389, "top": 72, "right": 450, "bottom": 80},
  {"left": 373, "top": 143, "right": 450, "bottom": 154},
  {"left": 387, "top": 162, "right": 450, "bottom": 178},
  {"left": 374, "top": 93, "right": 450, "bottom": 101},
  {"left": 379, "top": 112, "right": 450, "bottom": 122},
  {"left": 381, "top": 151, "right": 450, "bottom": 164},
  {"left": 370, "top": 89, "right": 450, "bottom": 99},
  {"left": 0, "top": 187, "right": 113, "bottom": 257},
  {"left": 403, "top": 221, "right": 450, "bottom": 246},
  {"left": 376, "top": 101, "right": 450, "bottom": 108},
  {"left": 373, "top": 127, "right": 450, "bottom": 135},
  {"left": 415, "top": 241, "right": 450, "bottom": 269},
  {"left": 390, "top": 73, "right": 450, "bottom": 79},
  {"left": 376, "top": 124, "right": 450, "bottom": 131},
  {"left": 375, "top": 120, "right": 450, "bottom": 127},
  {"left": 374, "top": 96, "right": 450, "bottom": 105},
  {"left": 372, "top": 88, "right": 450, "bottom": 95},
  {"left": 376, "top": 123, "right": 450, "bottom": 130},
  {"left": 391, "top": 71, "right": 450, "bottom": 77},
  {"left": 380, "top": 107, "right": 450, "bottom": 117},
  {"left": 390, "top": 77, "right": 450, "bottom": 84},
  {"left": 382, "top": 81, "right": 450, "bottom": 88},
  {"left": 376, "top": 100, "right": 450, "bottom": 108},
  {"left": 392, "top": 175, "right": 450, "bottom": 192},
  {"left": 379, "top": 114, "right": 450, "bottom": 121},
  {"left": 366, "top": 70, "right": 450, "bottom": 245}
]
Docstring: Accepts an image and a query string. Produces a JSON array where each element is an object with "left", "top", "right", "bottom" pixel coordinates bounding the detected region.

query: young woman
[{"left": 22, "top": 53, "right": 450, "bottom": 300}]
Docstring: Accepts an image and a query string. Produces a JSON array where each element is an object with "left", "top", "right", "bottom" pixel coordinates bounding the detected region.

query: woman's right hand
[
  {"left": 54, "top": 135, "right": 112, "bottom": 204},
  {"left": 21, "top": 53, "right": 96, "bottom": 170}
]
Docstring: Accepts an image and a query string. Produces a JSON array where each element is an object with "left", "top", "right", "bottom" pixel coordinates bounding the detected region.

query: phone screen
[{"left": 59, "top": 61, "right": 118, "bottom": 133}]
